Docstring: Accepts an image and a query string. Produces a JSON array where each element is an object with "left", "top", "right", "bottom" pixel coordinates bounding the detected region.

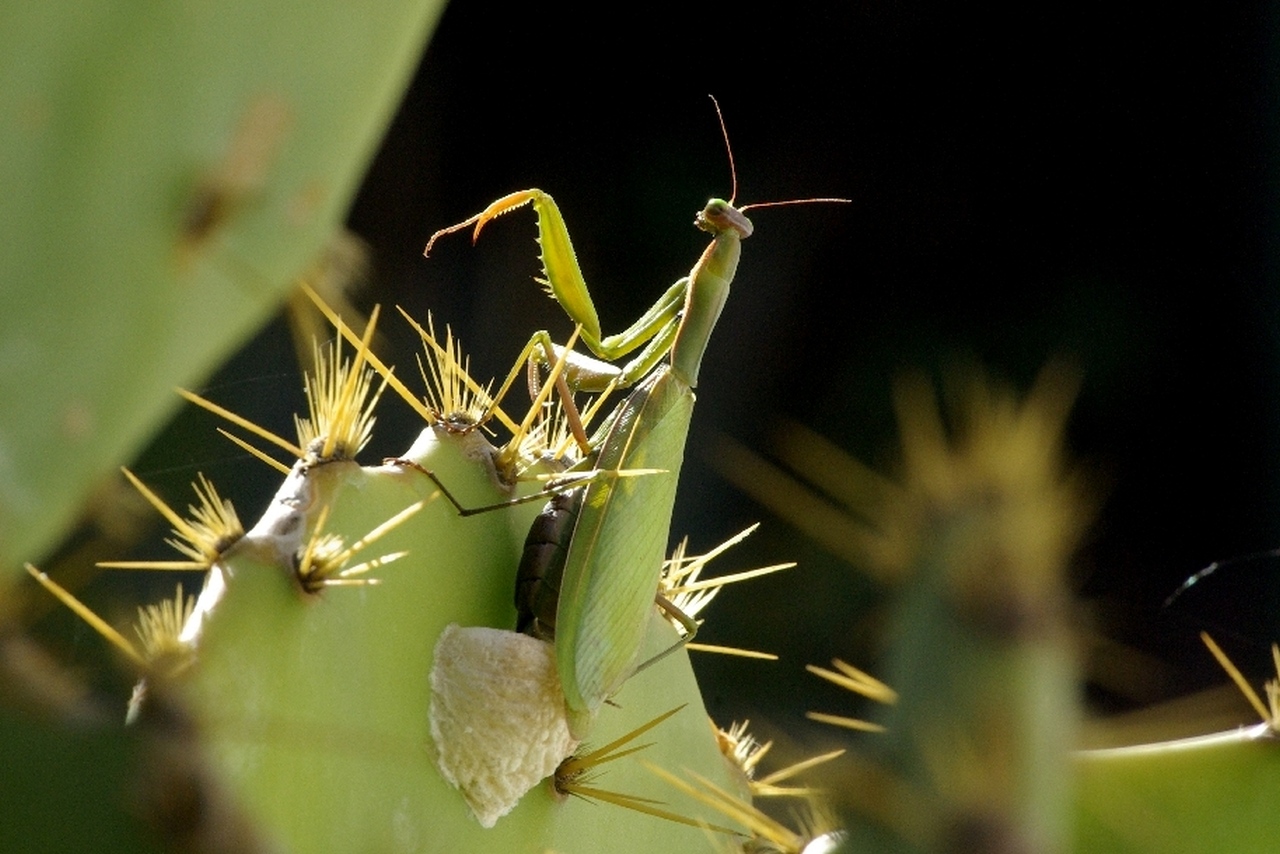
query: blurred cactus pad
[{"left": 0, "top": 0, "right": 445, "bottom": 572}]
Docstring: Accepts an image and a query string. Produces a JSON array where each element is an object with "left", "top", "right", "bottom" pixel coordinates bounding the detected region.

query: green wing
[{"left": 554, "top": 365, "right": 695, "bottom": 737}]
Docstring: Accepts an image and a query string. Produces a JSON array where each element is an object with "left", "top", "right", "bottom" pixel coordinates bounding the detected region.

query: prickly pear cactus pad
[
  {"left": 35, "top": 301, "right": 814, "bottom": 852},
  {"left": 0, "top": 0, "right": 445, "bottom": 574}
]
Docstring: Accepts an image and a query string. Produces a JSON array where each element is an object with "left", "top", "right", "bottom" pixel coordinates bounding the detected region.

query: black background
[{"left": 120, "top": 2, "right": 1280, "bottom": 749}]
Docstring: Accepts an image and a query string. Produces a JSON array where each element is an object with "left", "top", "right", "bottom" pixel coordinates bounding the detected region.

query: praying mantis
[{"left": 425, "top": 99, "right": 847, "bottom": 739}]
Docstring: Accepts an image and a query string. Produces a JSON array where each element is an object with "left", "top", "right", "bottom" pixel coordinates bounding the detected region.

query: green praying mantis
[{"left": 424, "top": 99, "right": 848, "bottom": 739}]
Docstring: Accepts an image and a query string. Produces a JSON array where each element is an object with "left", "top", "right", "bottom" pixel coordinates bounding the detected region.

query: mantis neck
[{"left": 669, "top": 230, "right": 741, "bottom": 388}]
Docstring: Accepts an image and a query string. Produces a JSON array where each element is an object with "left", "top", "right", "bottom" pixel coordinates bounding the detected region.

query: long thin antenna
[
  {"left": 708, "top": 94, "right": 738, "bottom": 204},
  {"left": 740, "top": 197, "right": 852, "bottom": 213}
]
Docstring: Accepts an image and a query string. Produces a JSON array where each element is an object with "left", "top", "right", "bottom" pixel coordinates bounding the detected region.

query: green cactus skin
[
  {"left": 0, "top": 0, "right": 446, "bottom": 576},
  {"left": 1074, "top": 725, "right": 1280, "bottom": 853}
]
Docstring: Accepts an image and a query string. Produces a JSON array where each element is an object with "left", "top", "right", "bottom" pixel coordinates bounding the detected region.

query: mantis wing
[{"left": 554, "top": 365, "right": 695, "bottom": 738}]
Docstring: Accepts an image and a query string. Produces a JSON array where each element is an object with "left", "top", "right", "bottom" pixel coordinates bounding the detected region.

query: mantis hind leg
[
  {"left": 629, "top": 593, "right": 699, "bottom": 677},
  {"left": 387, "top": 457, "right": 596, "bottom": 517}
]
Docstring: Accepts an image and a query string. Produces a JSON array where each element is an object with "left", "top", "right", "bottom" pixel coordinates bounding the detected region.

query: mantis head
[{"left": 695, "top": 198, "right": 754, "bottom": 239}]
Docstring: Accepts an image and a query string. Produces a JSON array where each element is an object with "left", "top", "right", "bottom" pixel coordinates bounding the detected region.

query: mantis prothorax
[{"left": 425, "top": 97, "right": 848, "bottom": 738}]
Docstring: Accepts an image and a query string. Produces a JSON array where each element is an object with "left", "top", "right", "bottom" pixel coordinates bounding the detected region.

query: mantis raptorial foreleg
[{"left": 427, "top": 192, "right": 691, "bottom": 393}]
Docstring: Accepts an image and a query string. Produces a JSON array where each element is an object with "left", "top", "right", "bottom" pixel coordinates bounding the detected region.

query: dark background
[{"left": 105, "top": 2, "right": 1280, "bottom": 751}]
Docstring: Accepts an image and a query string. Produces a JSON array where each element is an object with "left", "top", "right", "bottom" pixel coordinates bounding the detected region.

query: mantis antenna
[
  {"left": 709, "top": 94, "right": 740, "bottom": 205},
  {"left": 709, "top": 94, "right": 851, "bottom": 212}
]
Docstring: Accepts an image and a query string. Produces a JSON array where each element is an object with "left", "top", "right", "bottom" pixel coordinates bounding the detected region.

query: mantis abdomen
[{"left": 514, "top": 487, "right": 582, "bottom": 641}]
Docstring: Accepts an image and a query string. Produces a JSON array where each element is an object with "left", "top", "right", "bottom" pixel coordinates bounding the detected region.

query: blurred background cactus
[{"left": 6, "top": 2, "right": 1280, "bottom": 852}]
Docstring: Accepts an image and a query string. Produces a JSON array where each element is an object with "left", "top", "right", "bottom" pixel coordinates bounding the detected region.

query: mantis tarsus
[{"left": 426, "top": 98, "right": 847, "bottom": 738}]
